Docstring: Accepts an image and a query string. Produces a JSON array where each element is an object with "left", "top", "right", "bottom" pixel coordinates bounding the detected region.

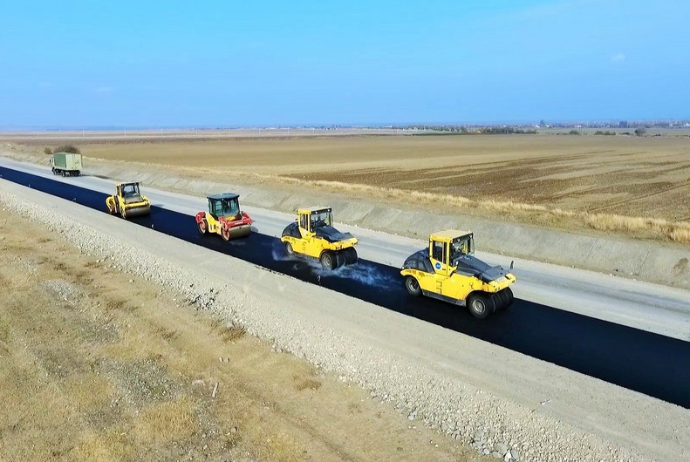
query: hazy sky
[{"left": 1, "top": 0, "right": 688, "bottom": 128}]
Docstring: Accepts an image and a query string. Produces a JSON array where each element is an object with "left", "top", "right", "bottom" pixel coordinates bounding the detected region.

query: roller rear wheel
[
  {"left": 320, "top": 252, "right": 334, "bottom": 270},
  {"left": 467, "top": 293, "right": 493, "bottom": 319},
  {"left": 502, "top": 287, "right": 514, "bottom": 309},
  {"left": 505, "top": 287, "right": 514, "bottom": 304},
  {"left": 345, "top": 248, "right": 358, "bottom": 265},
  {"left": 404, "top": 276, "right": 421, "bottom": 296},
  {"left": 496, "top": 290, "right": 510, "bottom": 311}
]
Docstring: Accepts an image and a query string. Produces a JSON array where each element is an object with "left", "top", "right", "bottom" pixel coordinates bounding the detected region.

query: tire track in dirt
[{"left": 586, "top": 179, "right": 690, "bottom": 214}]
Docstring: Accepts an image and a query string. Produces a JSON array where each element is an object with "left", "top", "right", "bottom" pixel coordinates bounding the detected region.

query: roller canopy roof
[{"left": 207, "top": 193, "right": 240, "bottom": 200}]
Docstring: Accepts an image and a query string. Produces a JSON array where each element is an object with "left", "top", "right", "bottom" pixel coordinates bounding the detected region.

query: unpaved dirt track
[{"left": 1, "top": 179, "right": 689, "bottom": 461}]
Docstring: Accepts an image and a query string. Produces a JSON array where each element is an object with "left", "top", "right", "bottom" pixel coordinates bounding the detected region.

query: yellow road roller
[
  {"left": 106, "top": 181, "right": 151, "bottom": 219},
  {"left": 400, "top": 230, "right": 516, "bottom": 319},
  {"left": 281, "top": 206, "right": 358, "bottom": 269}
]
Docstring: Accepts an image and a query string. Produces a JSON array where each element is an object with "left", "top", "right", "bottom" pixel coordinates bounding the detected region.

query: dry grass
[
  {"left": 258, "top": 174, "right": 690, "bottom": 243},
  {"left": 584, "top": 213, "right": 690, "bottom": 239},
  {"left": 0, "top": 204, "right": 484, "bottom": 462},
  {"left": 670, "top": 228, "right": 690, "bottom": 243},
  {"left": 293, "top": 373, "right": 323, "bottom": 391},
  {"left": 220, "top": 325, "right": 246, "bottom": 343},
  {"left": 60, "top": 373, "right": 114, "bottom": 412},
  {"left": 261, "top": 431, "right": 303, "bottom": 462},
  {"left": 134, "top": 398, "right": 197, "bottom": 443},
  {"left": 207, "top": 318, "right": 247, "bottom": 343},
  {"left": 0, "top": 312, "right": 10, "bottom": 344},
  {"left": 70, "top": 429, "right": 134, "bottom": 461}
]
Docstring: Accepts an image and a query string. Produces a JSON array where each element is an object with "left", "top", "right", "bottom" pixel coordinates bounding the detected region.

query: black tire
[
  {"left": 285, "top": 242, "right": 294, "bottom": 256},
  {"left": 404, "top": 276, "right": 421, "bottom": 296},
  {"left": 333, "top": 252, "right": 344, "bottom": 269},
  {"left": 346, "top": 248, "right": 358, "bottom": 265},
  {"left": 467, "top": 293, "right": 493, "bottom": 319},
  {"left": 505, "top": 287, "right": 514, "bottom": 304},
  {"left": 51, "top": 168, "right": 56, "bottom": 175},
  {"left": 320, "top": 252, "right": 334, "bottom": 270},
  {"left": 503, "top": 287, "right": 514, "bottom": 309},
  {"left": 496, "top": 290, "right": 510, "bottom": 311},
  {"left": 492, "top": 293, "right": 503, "bottom": 312},
  {"left": 61, "top": 171, "right": 66, "bottom": 177},
  {"left": 197, "top": 219, "right": 207, "bottom": 234}
]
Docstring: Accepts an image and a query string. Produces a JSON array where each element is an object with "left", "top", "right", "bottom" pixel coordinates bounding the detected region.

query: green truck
[{"left": 50, "top": 152, "right": 83, "bottom": 177}]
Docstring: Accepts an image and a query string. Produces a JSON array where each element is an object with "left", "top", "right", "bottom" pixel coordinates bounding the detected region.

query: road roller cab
[
  {"left": 195, "top": 193, "right": 252, "bottom": 240},
  {"left": 400, "top": 230, "right": 516, "bottom": 319},
  {"left": 106, "top": 181, "right": 151, "bottom": 219},
  {"left": 280, "top": 206, "right": 358, "bottom": 269}
]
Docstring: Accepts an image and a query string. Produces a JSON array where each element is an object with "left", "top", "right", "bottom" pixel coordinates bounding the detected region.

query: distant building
[{"left": 619, "top": 120, "right": 628, "bottom": 128}]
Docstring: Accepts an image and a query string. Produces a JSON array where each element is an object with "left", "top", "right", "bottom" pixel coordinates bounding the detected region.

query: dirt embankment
[{"left": 0, "top": 205, "right": 485, "bottom": 462}]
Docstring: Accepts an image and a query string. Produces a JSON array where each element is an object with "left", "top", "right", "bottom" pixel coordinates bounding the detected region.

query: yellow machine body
[
  {"left": 280, "top": 207, "right": 358, "bottom": 269},
  {"left": 400, "top": 230, "right": 516, "bottom": 318},
  {"left": 105, "top": 182, "right": 151, "bottom": 219}
]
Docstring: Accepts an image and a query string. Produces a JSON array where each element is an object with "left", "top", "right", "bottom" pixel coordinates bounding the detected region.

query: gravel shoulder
[
  {"left": 2, "top": 179, "right": 689, "bottom": 461},
  {"left": 0, "top": 185, "right": 489, "bottom": 462}
]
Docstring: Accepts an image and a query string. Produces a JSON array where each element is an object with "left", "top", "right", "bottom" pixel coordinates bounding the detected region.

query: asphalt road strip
[{"left": 2, "top": 165, "right": 690, "bottom": 410}]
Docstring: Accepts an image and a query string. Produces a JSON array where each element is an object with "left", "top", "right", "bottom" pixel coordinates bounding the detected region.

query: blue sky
[{"left": 1, "top": 0, "right": 689, "bottom": 128}]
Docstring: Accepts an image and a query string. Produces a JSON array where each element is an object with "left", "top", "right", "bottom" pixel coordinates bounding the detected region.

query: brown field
[
  {"left": 0, "top": 205, "right": 485, "bottom": 461},
  {"left": 4, "top": 132, "right": 690, "bottom": 243}
]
